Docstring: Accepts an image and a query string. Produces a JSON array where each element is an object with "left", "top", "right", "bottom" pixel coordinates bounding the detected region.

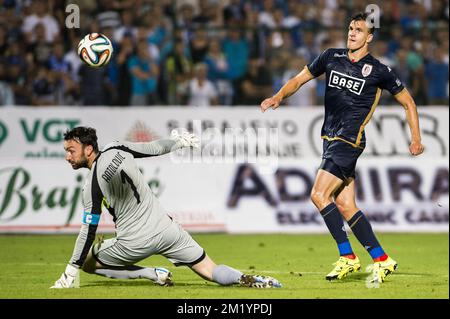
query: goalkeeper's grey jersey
[{"left": 70, "top": 139, "right": 181, "bottom": 267}]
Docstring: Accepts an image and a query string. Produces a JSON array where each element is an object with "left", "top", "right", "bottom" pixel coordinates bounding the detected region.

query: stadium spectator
[
  {"left": 0, "top": 0, "right": 23, "bottom": 42},
  {"left": 194, "top": 0, "right": 225, "bottom": 32},
  {"left": 48, "top": 41, "right": 80, "bottom": 105},
  {"left": 135, "top": 25, "right": 160, "bottom": 63},
  {"left": 187, "top": 63, "right": 218, "bottom": 106},
  {"left": 372, "top": 40, "right": 395, "bottom": 68},
  {"left": 282, "top": 0, "right": 303, "bottom": 48},
  {"left": 269, "top": 52, "right": 285, "bottom": 93},
  {"left": 0, "top": 25, "right": 8, "bottom": 57},
  {"left": 189, "top": 28, "right": 209, "bottom": 64},
  {"left": 193, "top": 0, "right": 213, "bottom": 25},
  {"left": 258, "top": 0, "right": 279, "bottom": 29},
  {"left": 31, "top": 66, "right": 59, "bottom": 106},
  {"left": 237, "top": 56, "right": 272, "bottom": 105},
  {"left": 177, "top": 3, "right": 196, "bottom": 40},
  {"left": 401, "top": 36, "right": 427, "bottom": 104},
  {"left": 223, "top": 0, "right": 247, "bottom": 27},
  {"left": 78, "top": 64, "right": 110, "bottom": 106},
  {"left": 25, "top": 22, "right": 53, "bottom": 65},
  {"left": 128, "top": 39, "right": 159, "bottom": 106},
  {"left": 281, "top": 55, "right": 317, "bottom": 107},
  {"left": 429, "top": 0, "right": 450, "bottom": 24},
  {"left": 393, "top": 48, "right": 410, "bottom": 87},
  {"left": 296, "top": 30, "right": 321, "bottom": 63},
  {"left": 223, "top": 28, "right": 249, "bottom": 82},
  {"left": 48, "top": 42, "right": 71, "bottom": 75},
  {"left": 317, "top": 0, "right": 335, "bottom": 28},
  {"left": 22, "top": 0, "right": 60, "bottom": 44},
  {"left": 115, "top": 33, "right": 134, "bottom": 106},
  {"left": 426, "top": 47, "right": 449, "bottom": 105},
  {"left": 4, "top": 42, "right": 30, "bottom": 105},
  {"left": 63, "top": 36, "right": 83, "bottom": 84},
  {"left": 244, "top": 6, "right": 265, "bottom": 59},
  {"left": 379, "top": 0, "right": 400, "bottom": 38},
  {"left": 96, "top": 0, "right": 121, "bottom": 31},
  {"left": 400, "top": 1, "right": 426, "bottom": 35},
  {"left": 113, "top": 10, "right": 137, "bottom": 43},
  {"left": 0, "top": 62, "right": 14, "bottom": 106},
  {"left": 387, "top": 26, "right": 403, "bottom": 57},
  {"left": 204, "top": 38, "right": 233, "bottom": 105},
  {"left": 142, "top": 6, "right": 170, "bottom": 49},
  {"left": 164, "top": 38, "right": 193, "bottom": 105}
]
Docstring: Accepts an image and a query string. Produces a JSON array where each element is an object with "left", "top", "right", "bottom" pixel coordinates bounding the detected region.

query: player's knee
[{"left": 310, "top": 189, "right": 329, "bottom": 208}]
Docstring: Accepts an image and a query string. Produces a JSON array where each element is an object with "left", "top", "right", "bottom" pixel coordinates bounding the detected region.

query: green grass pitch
[{"left": 0, "top": 233, "right": 447, "bottom": 299}]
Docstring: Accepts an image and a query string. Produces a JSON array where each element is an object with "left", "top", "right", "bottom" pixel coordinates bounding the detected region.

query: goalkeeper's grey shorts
[{"left": 92, "top": 220, "right": 205, "bottom": 268}]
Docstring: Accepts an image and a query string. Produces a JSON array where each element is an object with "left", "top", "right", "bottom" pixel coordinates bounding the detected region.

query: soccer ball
[{"left": 77, "top": 33, "right": 113, "bottom": 68}]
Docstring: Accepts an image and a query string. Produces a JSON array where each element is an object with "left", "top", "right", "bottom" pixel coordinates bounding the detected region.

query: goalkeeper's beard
[{"left": 70, "top": 157, "right": 89, "bottom": 170}]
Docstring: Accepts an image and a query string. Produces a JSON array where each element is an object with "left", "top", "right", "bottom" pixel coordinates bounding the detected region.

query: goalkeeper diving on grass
[{"left": 51, "top": 126, "right": 281, "bottom": 289}]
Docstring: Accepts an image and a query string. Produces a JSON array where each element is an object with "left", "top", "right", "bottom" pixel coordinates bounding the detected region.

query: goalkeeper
[{"left": 51, "top": 126, "right": 281, "bottom": 289}]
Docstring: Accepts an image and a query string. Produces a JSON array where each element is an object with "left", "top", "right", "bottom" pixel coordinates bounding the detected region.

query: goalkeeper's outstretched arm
[{"left": 103, "top": 130, "right": 200, "bottom": 158}]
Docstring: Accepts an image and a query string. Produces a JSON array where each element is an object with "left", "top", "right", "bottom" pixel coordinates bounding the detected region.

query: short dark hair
[
  {"left": 350, "top": 12, "right": 375, "bottom": 34},
  {"left": 64, "top": 126, "right": 99, "bottom": 153}
]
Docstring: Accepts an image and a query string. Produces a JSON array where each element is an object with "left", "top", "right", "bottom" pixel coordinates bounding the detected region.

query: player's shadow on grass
[
  {"left": 326, "top": 272, "right": 369, "bottom": 283},
  {"left": 327, "top": 271, "right": 436, "bottom": 283},
  {"left": 83, "top": 280, "right": 208, "bottom": 288}
]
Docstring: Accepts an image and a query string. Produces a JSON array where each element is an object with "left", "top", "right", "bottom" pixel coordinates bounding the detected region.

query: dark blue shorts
[{"left": 319, "top": 139, "right": 365, "bottom": 184}]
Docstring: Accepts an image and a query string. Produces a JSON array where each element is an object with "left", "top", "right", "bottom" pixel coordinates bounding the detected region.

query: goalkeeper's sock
[
  {"left": 320, "top": 203, "right": 354, "bottom": 256},
  {"left": 94, "top": 265, "right": 158, "bottom": 281},
  {"left": 212, "top": 264, "right": 243, "bottom": 286},
  {"left": 348, "top": 211, "right": 386, "bottom": 261}
]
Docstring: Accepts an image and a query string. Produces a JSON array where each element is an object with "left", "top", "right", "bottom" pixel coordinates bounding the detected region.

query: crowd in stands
[{"left": 0, "top": 0, "right": 448, "bottom": 107}]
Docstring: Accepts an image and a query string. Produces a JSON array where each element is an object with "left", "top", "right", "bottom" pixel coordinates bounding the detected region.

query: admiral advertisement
[{"left": 0, "top": 107, "right": 448, "bottom": 233}]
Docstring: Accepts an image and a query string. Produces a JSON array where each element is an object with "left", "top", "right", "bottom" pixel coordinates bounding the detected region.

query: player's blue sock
[
  {"left": 320, "top": 203, "right": 354, "bottom": 256},
  {"left": 348, "top": 211, "right": 386, "bottom": 260}
]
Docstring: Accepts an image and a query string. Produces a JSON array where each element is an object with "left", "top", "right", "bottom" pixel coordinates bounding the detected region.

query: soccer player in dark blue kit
[{"left": 260, "top": 12, "right": 424, "bottom": 284}]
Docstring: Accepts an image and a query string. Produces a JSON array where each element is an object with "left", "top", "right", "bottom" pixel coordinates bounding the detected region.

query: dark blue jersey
[{"left": 307, "top": 48, "right": 404, "bottom": 148}]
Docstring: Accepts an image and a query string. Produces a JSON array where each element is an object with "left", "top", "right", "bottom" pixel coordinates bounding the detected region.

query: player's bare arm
[
  {"left": 260, "top": 66, "right": 315, "bottom": 113},
  {"left": 394, "top": 88, "right": 425, "bottom": 156}
]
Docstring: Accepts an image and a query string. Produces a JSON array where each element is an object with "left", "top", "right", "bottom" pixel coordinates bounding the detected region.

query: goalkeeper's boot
[
  {"left": 239, "top": 274, "right": 282, "bottom": 288},
  {"left": 367, "top": 257, "right": 397, "bottom": 284},
  {"left": 326, "top": 256, "right": 361, "bottom": 281},
  {"left": 154, "top": 267, "right": 173, "bottom": 286}
]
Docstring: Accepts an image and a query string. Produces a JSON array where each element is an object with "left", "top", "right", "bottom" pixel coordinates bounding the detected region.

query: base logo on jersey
[
  {"left": 362, "top": 64, "right": 373, "bottom": 77},
  {"left": 329, "top": 70, "right": 366, "bottom": 95}
]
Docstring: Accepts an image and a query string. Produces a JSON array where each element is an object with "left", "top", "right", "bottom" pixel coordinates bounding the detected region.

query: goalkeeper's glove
[
  {"left": 170, "top": 129, "right": 200, "bottom": 149},
  {"left": 50, "top": 264, "right": 80, "bottom": 289}
]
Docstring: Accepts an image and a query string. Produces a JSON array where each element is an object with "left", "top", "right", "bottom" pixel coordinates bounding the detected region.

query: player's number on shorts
[{"left": 120, "top": 170, "right": 141, "bottom": 204}]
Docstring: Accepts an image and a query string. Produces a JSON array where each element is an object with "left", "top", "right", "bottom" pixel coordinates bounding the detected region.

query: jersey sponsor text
[{"left": 328, "top": 70, "right": 366, "bottom": 95}]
